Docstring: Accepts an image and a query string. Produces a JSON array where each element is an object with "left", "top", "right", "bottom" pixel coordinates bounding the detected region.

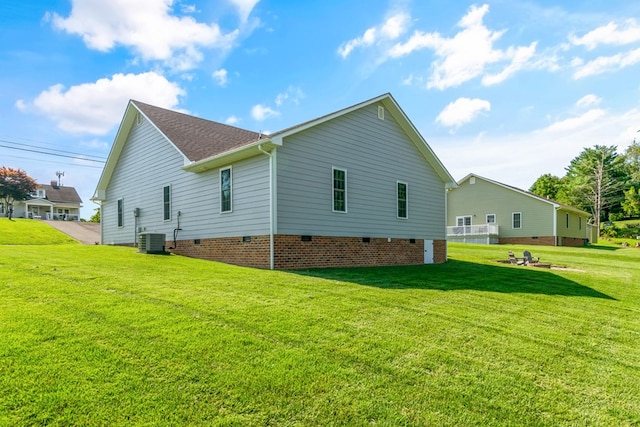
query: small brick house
[{"left": 93, "top": 93, "right": 456, "bottom": 269}]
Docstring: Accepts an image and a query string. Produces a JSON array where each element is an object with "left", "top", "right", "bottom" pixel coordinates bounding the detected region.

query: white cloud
[
  {"left": 17, "top": 72, "right": 184, "bottom": 135},
  {"left": 212, "top": 68, "right": 228, "bottom": 86},
  {"left": 225, "top": 115, "right": 240, "bottom": 125},
  {"left": 570, "top": 19, "right": 640, "bottom": 50},
  {"left": 274, "top": 86, "right": 305, "bottom": 106},
  {"left": 251, "top": 104, "right": 279, "bottom": 121},
  {"left": 388, "top": 4, "right": 548, "bottom": 90},
  {"left": 433, "top": 108, "right": 640, "bottom": 191},
  {"left": 337, "top": 12, "right": 410, "bottom": 58},
  {"left": 539, "top": 108, "right": 606, "bottom": 133},
  {"left": 436, "top": 97, "right": 490, "bottom": 129},
  {"left": 575, "top": 94, "right": 601, "bottom": 108},
  {"left": 481, "top": 42, "right": 537, "bottom": 86},
  {"left": 48, "top": 0, "right": 240, "bottom": 71},
  {"left": 230, "top": 0, "right": 260, "bottom": 23},
  {"left": 572, "top": 47, "right": 640, "bottom": 79}
]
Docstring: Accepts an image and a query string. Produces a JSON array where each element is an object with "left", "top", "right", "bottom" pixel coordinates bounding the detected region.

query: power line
[
  {"left": 0, "top": 143, "right": 105, "bottom": 163},
  {"left": 0, "top": 138, "right": 107, "bottom": 161},
  {"left": 0, "top": 154, "right": 104, "bottom": 169}
]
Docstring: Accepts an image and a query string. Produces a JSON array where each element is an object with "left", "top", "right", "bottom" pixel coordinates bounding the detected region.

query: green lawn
[
  {"left": 0, "top": 218, "right": 78, "bottom": 245},
  {"left": 1, "top": 220, "right": 639, "bottom": 425}
]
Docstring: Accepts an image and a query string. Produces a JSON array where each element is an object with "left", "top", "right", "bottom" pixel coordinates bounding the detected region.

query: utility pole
[{"left": 56, "top": 171, "right": 64, "bottom": 186}]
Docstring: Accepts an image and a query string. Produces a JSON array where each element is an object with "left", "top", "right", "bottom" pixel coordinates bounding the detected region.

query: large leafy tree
[
  {"left": 624, "top": 139, "right": 640, "bottom": 183},
  {"left": 0, "top": 166, "right": 38, "bottom": 217},
  {"left": 529, "top": 173, "right": 563, "bottom": 200},
  {"left": 621, "top": 186, "right": 640, "bottom": 217},
  {"left": 563, "top": 145, "right": 628, "bottom": 231}
]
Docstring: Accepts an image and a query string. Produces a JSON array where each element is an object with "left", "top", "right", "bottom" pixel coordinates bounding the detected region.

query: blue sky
[{"left": 1, "top": 0, "right": 640, "bottom": 218}]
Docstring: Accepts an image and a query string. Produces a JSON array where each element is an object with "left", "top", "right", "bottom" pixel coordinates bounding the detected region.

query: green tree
[
  {"left": 621, "top": 186, "right": 640, "bottom": 217},
  {"left": 0, "top": 166, "right": 37, "bottom": 218},
  {"left": 88, "top": 208, "right": 101, "bottom": 223},
  {"left": 529, "top": 173, "right": 563, "bottom": 200},
  {"left": 563, "top": 145, "right": 628, "bottom": 232},
  {"left": 624, "top": 139, "right": 640, "bottom": 183}
]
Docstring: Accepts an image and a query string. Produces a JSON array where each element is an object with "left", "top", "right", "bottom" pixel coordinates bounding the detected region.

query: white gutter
[
  {"left": 258, "top": 144, "right": 275, "bottom": 270},
  {"left": 553, "top": 206, "right": 558, "bottom": 246}
]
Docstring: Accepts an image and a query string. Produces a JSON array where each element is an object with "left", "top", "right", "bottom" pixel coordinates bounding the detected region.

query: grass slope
[
  {"left": 0, "top": 218, "right": 78, "bottom": 245},
  {"left": 1, "top": 236, "right": 639, "bottom": 425}
]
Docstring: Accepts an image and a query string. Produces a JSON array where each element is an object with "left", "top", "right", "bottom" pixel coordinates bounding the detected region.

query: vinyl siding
[
  {"left": 448, "top": 177, "right": 554, "bottom": 238},
  {"left": 275, "top": 103, "right": 446, "bottom": 239},
  {"left": 556, "top": 209, "right": 590, "bottom": 240},
  {"left": 102, "top": 117, "right": 269, "bottom": 245}
]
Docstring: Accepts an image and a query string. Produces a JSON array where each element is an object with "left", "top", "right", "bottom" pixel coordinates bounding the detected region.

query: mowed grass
[
  {"left": 0, "top": 218, "right": 77, "bottom": 245},
  {"left": 1, "top": 220, "right": 639, "bottom": 425}
]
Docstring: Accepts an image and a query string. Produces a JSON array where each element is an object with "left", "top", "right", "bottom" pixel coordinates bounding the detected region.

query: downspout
[
  {"left": 552, "top": 207, "right": 556, "bottom": 246},
  {"left": 258, "top": 144, "right": 275, "bottom": 270},
  {"left": 444, "top": 186, "right": 449, "bottom": 261}
]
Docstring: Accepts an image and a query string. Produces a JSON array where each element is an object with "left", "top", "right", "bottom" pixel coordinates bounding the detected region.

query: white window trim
[
  {"left": 220, "top": 166, "right": 233, "bottom": 213},
  {"left": 456, "top": 216, "right": 472, "bottom": 226},
  {"left": 117, "top": 198, "right": 124, "bottom": 228},
  {"left": 163, "top": 184, "right": 171, "bottom": 221},
  {"left": 486, "top": 214, "right": 496, "bottom": 224},
  {"left": 397, "top": 181, "right": 408, "bottom": 219},
  {"left": 512, "top": 212, "right": 522, "bottom": 229},
  {"left": 332, "top": 167, "right": 347, "bottom": 213}
]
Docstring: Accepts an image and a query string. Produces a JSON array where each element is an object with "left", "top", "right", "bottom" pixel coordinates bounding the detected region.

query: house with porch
[
  {"left": 93, "top": 93, "right": 457, "bottom": 269},
  {"left": 447, "top": 173, "right": 595, "bottom": 246},
  {"left": 7, "top": 181, "right": 83, "bottom": 220}
]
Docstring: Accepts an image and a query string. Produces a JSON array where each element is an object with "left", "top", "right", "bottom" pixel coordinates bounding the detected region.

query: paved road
[{"left": 44, "top": 220, "right": 101, "bottom": 244}]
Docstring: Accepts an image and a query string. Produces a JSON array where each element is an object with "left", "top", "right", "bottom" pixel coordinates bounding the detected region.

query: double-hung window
[
  {"left": 332, "top": 168, "right": 347, "bottom": 212},
  {"left": 163, "top": 185, "right": 171, "bottom": 221},
  {"left": 220, "top": 167, "right": 232, "bottom": 213},
  {"left": 512, "top": 212, "right": 522, "bottom": 229},
  {"left": 486, "top": 214, "right": 496, "bottom": 224},
  {"left": 117, "top": 198, "right": 124, "bottom": 228},
  {"left": 397, "top": 182, "right": 408, "bottom": 219}
]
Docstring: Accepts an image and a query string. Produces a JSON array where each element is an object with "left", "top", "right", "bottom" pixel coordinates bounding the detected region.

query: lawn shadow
[{"left": 293, "top": 259, "right": 615, "bottom": 300}]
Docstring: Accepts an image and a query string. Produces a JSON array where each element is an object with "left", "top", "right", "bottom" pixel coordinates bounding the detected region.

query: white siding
[
  {"left": 102, "top": 118, "right": 270, "bottom": 245},
  {"left": 275, "top": 103, "right": 446, "bottom": 239}
]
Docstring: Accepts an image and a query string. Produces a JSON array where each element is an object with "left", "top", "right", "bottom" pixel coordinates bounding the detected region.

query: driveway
[{"left": 44, "top": 220, "right": 101, "bottom": 244}]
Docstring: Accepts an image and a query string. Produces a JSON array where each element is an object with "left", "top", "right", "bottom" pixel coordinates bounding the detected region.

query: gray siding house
[
  {"left": 93, "top": 93, "right": 456, "bottom": 269},
  {"left": 6, "top": 181, "right": 82, "bottom": 221},
  {"left": 447, "top": 173, "right": 595, "bottom": 246}
]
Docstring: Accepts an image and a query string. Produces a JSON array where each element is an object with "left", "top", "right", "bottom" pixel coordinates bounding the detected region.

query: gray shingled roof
[
  {"left": 37, "top": 184, "right": 82, "bottom": 204},
  {"left": 132, "top": 100, "right": 261, "bottom": 162}
]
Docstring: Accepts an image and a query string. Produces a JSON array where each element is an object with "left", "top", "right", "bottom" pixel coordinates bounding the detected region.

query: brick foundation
[
  {"left": 433, "top": 239, "right": 447, "bottom": 264},
  {"left": 499, "top": 236, "right": 556, "bottom": 246},
  {"left": 168, "top": 235, "right": 270, "bottom": 269},
  {"left": 559, "top": 237, "right": 588, "bottom": 247},
  {"left": 167, "top": 234, "right": 447, "bottom": 269},
  {"left": 498, "top": 236, "right": 587, "bottom": 247}
]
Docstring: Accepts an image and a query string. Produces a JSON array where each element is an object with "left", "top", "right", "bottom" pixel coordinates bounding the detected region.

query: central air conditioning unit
[{"left": 138, "top": 232, "right": 166, "bottom": 254}]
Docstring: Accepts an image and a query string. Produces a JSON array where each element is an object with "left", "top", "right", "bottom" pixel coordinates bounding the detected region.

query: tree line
[{"left": 529, "top": 141, "right": 640, "bottom": 231}]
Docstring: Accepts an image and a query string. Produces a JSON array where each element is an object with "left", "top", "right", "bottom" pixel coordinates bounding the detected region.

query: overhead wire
[
  {"left": 0, "top": 138, "right": 107, "bottom": 161},
  {"left": 0, "top": 140, "right": 106, "bottom": 164}
]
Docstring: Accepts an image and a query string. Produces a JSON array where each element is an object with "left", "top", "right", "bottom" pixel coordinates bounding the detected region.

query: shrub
[
  {"left": 601, "top": 223, "right": 620, "bottom": 238},
  {"left": 609, "top": 212, "right": 626, "bottom": 221}
]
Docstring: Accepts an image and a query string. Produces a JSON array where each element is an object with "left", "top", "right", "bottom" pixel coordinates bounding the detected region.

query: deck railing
[{"left": 447, "top": 224, "right": 499, "bottom": 237}]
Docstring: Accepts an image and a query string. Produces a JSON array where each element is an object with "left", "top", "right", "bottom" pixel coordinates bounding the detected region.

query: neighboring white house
[
  {"left": 447, "top": 173, "right": 596, "bottom": 246},
  {"left": 93, "top": 93, "right": 457, "bottom": 269},
  {"left": 7, "top": 181, "right": 83, "bottom": 221}
]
